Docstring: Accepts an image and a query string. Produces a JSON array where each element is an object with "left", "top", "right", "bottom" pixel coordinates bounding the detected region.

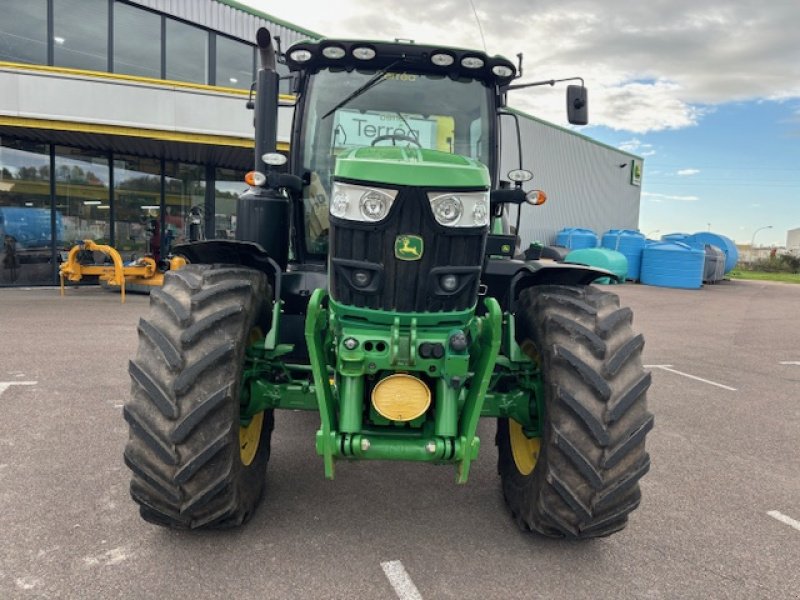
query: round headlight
[
  {"left": 322, "top": 45, "right": 346, "bottom": 59},
  {"left": 289, "top": 49, "right": 312, "bottom": 63},
  {"left": 331, "top": 192, "right": 349, "bottom": 218},
  {"left": 431, "top": 194, "right": 463, "bottom": 225},
  {"left": 431, "top": 53, "right": 455, "bottom": 66},
  {"left": 360, "top": 190, "right": 390, "bottom": 221},
  {"left": 352, "top": 270, "right": 372, "bottom": 288},
  {"left": 461, "top": 56, "right": 484, "bottom": 69},
  {"left": 472, "top": 202, "right": 488, "bottom": 226},
  {"left": 492, "top": 65, "right": 514, "bottom": 78},
  {"left": 440, "top": 274, "right": 459, "bottom": 292},
  {"left": 352, "top": 46, "right": 376, "bottom": 60}
]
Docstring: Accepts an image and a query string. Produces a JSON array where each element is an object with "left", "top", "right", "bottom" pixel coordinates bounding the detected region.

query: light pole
[{"left": 751, "top": 225, "right": 773, "bottom": 248}]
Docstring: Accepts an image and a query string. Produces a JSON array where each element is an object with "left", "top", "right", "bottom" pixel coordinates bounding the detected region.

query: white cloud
[
  {"left": 677, "top": 169, "right": 701, "bottom": 176},
  {"left": 642, "top": 192, "right": 700, "bottom": 202},
  {"left": 248, "top": 0, "right": 800, "bottom": 133},
  {"left": 618, "top": 139, "right": 656, "bottom": 157}
]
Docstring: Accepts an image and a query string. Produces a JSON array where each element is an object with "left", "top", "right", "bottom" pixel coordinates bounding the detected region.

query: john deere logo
[{"left": 395, "top": 235, "right": 424, "bottom": 261}]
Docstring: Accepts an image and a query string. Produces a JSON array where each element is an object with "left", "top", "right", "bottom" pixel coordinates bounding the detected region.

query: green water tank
[{"left": 565, "top": 248, "right": 628, "bottom": 285}]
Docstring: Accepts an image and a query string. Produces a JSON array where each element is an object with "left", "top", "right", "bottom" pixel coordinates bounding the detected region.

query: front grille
[{"left": 329, "top": 186, "right": 486, "bottom": 312}]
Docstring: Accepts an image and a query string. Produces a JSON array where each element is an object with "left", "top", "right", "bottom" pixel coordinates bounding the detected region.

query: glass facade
[
  {"left": 166, "top": 18, "right": 208, "bottom": 84},
  {"left": 213, "top": 168, "right": 247, "bottom": 240},
  {"left": 2, "top": 0, "right": 285, "bottom": 91},
  {"left": 54, "top": 0, "right": 109, "bottom": 71},
  {"left": 0, "top": 137, "right": 251, "bottom": 286},
  {"left": 54, "top": 146, "right": 111, "bottom": 252},
  {"left": 0, "top": 139, "right": 53, "bottom": 286},
  {"left": 113, "top": 156, "right": 162, "bottom": 261},
  {"left": 1, "top": 0, "right": 48, "bottom": 64},
  {"left": 215, "top": 35, "right": 254, "bottom": 90},
  {"left": 164, "top": 162, "right": 206, "bottom": 247},
  {"left": 113, "top": 2, "right": 162, "bottom": 78}
]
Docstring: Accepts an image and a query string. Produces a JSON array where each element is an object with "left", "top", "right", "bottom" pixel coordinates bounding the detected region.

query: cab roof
[{"left": 284, "top": 38, "right": 517, "bottom": 87}]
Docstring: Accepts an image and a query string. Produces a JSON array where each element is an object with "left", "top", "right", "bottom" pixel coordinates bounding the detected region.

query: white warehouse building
[{"left": 0, "top": 0, "right": 642, "bottom": 287}]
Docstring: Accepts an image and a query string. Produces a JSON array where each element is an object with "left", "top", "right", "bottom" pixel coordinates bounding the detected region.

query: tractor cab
[{"left": 284, "top": 40, "right": 516, "bottom": 262}]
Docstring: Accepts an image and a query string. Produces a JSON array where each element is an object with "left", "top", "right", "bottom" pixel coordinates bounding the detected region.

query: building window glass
[
  {"left": 54, "top": 147, "right": 110, "bottom": 255},
  {"left": 113, "top": 156, "right": 161, "bottom": 261},
  {"left": 0, "top": 0, "right": 48, "bottom": 65},
  {"left": 164, "top": 162, "right": 205, "bottom": 249},
  {"left": 113, "top": 2, "right": 161, "bottom": 78},
  {"left": 54, "top": 0, "right": 108, "bottom": 72},
  {"left": 0, "top": 138, "right": 52, "bottom": 286},
  {"left": 165, "top": 19, "right": 207, "bottom": 84},
  {"left": 276, "top": 61, "right": 293, "bottom": 95},
  {"left": 213, "top": 168, "right": 246, "bottom": 239},
  {"left": 216, "top": 35, "right": 253, "bottom": 90}
]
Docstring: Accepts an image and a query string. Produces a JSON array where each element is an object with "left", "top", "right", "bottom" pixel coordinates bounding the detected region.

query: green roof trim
[
  {"left": 214, "top": 0, "right": 323, "bottom": 39},
  {"left": 505, "top": 106, "right": 643, "bottom": 161}
]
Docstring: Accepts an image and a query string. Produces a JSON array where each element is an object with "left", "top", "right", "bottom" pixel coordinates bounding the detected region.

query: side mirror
[{"left": 567, "top": 85, "right": 588, "bottom": 125}]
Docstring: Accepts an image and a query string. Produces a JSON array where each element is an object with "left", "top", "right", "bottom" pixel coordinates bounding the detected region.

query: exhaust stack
[
  {"left": 253, "top": 27, "right": 279, "bottom": 172},
  {"left": 235, "top": 28, "right": 290, "bottom": 269}
]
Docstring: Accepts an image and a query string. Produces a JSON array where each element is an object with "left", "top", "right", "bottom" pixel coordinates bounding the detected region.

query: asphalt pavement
[{"left": 0, "top": 279, "right": 798, "bottom": 599}]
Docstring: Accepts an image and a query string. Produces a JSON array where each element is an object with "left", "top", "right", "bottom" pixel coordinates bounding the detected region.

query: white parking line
[
  {"left": 767, "top": 510, "right": 800, "bottom": 532},
  {"left": 644, "top": 365, "right": 737, "bottom": 391},
  {"left": 0, "top": 381, "right": 37, "bottom": 398},
  {"left": 381, "top": 561, "right": 423, "bottom": 600},
  {"left": 779, "top": 361, "right": 800, "bottom": 366}
]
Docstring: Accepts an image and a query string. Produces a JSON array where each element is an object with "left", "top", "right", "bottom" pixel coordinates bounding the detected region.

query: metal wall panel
[
  {"left": 499, "top": 113, "right": 642, "bottom": 247},
  {"left": 0, "top": 67, "right": 293, "bottom": 142},
  {"left": 126, "top": 0, "right": 317, "bottom": 46}
]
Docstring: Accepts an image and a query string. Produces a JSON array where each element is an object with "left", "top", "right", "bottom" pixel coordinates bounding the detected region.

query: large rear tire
[
  {"left": 124, "top": 264, "right": 274, "bottom": 529},
  {"left": 497, "top": 285, "right": 653, "bottom": 538}
]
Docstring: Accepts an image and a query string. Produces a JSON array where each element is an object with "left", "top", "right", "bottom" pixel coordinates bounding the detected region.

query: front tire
[
  {"left": 498, "top": 285, "right": 653, "bottom": 538},
  {"left": 124, "top": 264, "right": 273, "bottom": 529}
]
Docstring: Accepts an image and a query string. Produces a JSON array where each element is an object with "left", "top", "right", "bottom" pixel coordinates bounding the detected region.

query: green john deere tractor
[{"left": 124, "top": 28, "right": 653, "bottom": 537}]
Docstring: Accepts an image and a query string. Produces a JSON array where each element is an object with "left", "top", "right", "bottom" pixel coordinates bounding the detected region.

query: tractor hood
[{"left": 334, "top": 147, "right": 490, "bottom": 189}]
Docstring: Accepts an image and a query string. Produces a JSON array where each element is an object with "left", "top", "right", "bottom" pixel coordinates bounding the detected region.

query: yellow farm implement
[{"left": 59, "top": 240, "right": 185, "bottom": 303}]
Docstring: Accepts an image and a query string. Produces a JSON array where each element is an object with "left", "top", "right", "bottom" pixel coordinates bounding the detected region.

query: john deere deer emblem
[{"left": 395, "top": 235, "right": 424, "bottom": 261}]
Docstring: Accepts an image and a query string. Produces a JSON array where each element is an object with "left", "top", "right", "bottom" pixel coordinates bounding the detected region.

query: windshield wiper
[{"left": 321, "top": 57, "right": 405, "bottom": 120}]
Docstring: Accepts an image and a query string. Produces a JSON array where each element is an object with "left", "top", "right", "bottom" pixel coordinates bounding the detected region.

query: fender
[
  {"left": 172, "top": 240, "right": 283, "bottom": 301},
  {"left": 482, "top": 257, "right": 618, "bottom": 312}
]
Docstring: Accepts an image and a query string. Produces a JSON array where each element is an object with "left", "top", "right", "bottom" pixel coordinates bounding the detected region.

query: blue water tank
[
  {"left": 555, "top": 227, "right": 598, "bottom": 250},
  {"left": 601, "top": 229, "right": 646, "bottom": 280},
  {"left": 640, "top": 242, "right": 705, "bottom": 289},
  {"left": 686, "top": 232, "right": 738, "bottom": 273},
  {"left": 660, "top": 232, "right": 692, "bottom": 243}
]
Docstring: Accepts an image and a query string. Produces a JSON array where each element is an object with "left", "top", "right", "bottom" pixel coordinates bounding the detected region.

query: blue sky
[
  {"left": 588, "top": 100, "right": 800, "bottom": 246},
  {"left": 249, "top": 0, "right": 800, "bottom": 247}
]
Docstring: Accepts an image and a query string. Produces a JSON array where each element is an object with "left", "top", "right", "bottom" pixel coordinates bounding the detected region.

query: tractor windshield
[{"left": 297, "top": 68, "right": 493, "bottom": 256}]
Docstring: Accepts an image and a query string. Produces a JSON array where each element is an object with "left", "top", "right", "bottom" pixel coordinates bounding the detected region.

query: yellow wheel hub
[
  {"left": 509, "top": 419, "right": 540, "bottom": 476},
  {"left": 239, "top": 411, "right": 264, "bottom": 466}
]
